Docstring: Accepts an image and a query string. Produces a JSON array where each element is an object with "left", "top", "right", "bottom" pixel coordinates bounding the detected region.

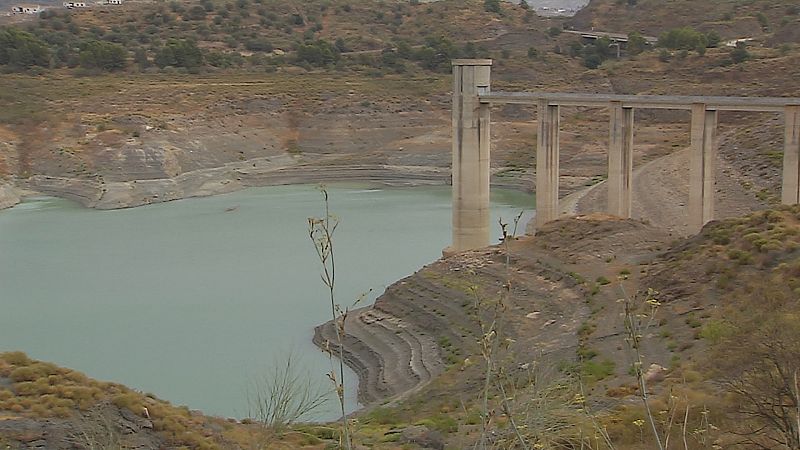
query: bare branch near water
[{"left": 246, "top": 352, "right": 330, "bottom": 434}]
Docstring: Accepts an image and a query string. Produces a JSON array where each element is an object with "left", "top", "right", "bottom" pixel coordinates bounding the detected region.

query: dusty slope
[
  {"left": 315, "top": 215, "right": 672, "bottom": 406},
  {"left": 315, "top": 204, "right": 800, "bottom": 448},
  {"left": 3, "top": 20, "right": 800, "bottom": 211},
  {"left": 570, "top": 0, "right": 798, "bottom": 42},
  {"left": 571, "top": 125, "right": 772, "bottom": 237}
]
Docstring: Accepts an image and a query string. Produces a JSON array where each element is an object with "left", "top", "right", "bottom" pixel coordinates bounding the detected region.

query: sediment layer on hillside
[
  {"left": 14, "top": 163, "right": 451, "bottom": 210},
  {"left": 0, "top": 182, "right": 20, "bottom": 209}
]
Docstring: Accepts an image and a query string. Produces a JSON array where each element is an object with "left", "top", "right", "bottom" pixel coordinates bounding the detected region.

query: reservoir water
[{"left": 0, "top": 184, "right": 533, "bottom": 420}]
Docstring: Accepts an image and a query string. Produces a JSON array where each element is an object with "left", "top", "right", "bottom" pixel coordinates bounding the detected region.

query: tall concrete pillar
[
  {"left": 447, "top": 59, "right": 492, "bottom": 254},
  {"left": 688, "top": 104, "right": 718, "bottom": 233},
  {"left": 782, "top": 105, "right": 800, "bottom": 205},
  {"left": 608, "top": 102, "right": 634, "bottom": 218},
  {"left": 536, "top": 99, "right": 560, "bottom": 228}
]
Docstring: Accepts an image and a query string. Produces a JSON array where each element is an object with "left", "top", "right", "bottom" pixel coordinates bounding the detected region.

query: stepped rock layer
[{"left": 314, "top": 217, "right": 672, "bottom": 406}]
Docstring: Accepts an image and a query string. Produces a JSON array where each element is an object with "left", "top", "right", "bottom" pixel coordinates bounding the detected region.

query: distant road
[{"left": 562, "top": 29, "right": 659, "bottom": 45}]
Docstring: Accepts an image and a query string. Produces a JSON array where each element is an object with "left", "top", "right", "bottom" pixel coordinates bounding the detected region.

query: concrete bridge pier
[
  {"left": 535, "top": 100, "right": 561, "bottom": 228},
  {"left": 783, "top": 105, "right": 800, "bottom": 204},
  {"left": 607, "top": 102, "right": 635, "bottom": 218},
  {"left": 446, "top": 59, "right": 493, "bottom": 255},
  {"left": 446, "top": 58, "right": 800, "bottom": 248},
  {"left": 689, "top": 104, "right": 718, "bottom": 233}
]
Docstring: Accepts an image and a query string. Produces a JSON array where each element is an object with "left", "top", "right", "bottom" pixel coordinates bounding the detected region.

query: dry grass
[{"left": 0, "top": 351, "right": 333, "bottom": 448}]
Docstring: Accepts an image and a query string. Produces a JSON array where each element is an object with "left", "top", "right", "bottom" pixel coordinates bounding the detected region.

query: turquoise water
[{"left": 0, "top": 184, "right": 533, "bottom": 420}]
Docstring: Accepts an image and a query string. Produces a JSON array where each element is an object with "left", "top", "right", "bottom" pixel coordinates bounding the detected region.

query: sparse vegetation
[
  {"left": 246, "top": 353, "right": 329, "bottom": 434},
  {"left": 0, "top": 0, "right": 529, "bottom": 74},
  {"left": 1, "top": 0, "right": 799, "bottom": 447}
]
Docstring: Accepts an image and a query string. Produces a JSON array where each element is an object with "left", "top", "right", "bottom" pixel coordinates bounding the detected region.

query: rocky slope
[{"left": 315, "top": 214, "right": 672, "bottom": 407}]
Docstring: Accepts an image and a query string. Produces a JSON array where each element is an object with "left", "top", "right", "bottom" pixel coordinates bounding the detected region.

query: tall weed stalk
[{"left": 308, "top": 187, "right": 353, "bottom": 450}]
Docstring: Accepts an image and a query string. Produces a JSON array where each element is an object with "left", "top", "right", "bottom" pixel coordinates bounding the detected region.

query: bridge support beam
[
  {"left": 447, "top": 59, "right": 492, "bottom": 255},
  {"left": 536, "top": 100, "right": 560, "bottom": 228},
  {"left": 689, "top": 104, "right": 718, "bottom": 233},
  {"left": 608, "top": 102, "right": 634, "bottom": 218},
  {"left": 782, "top": 105, "right": 800, "bottom": 205}
]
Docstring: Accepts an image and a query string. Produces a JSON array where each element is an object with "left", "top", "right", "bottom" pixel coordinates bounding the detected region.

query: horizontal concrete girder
[{"left": 479, "top": 92, "right": 800, "bottom": 112}]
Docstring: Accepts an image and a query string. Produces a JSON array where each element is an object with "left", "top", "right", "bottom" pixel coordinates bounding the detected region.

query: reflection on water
[{"left": 0, "top": 184, "right": 533, "bottom": 420}]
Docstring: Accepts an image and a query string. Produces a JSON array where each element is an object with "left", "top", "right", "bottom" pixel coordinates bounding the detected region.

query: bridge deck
[
  {"left": 562, "top": 29, "right": 659, "bottom": 44},
  {"left": 479, "top": 92, "right": 800, "bottom": 112}
]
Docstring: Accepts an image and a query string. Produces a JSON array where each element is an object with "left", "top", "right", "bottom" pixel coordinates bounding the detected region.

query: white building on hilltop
[
  {"left": 103, "top": 0, "right": 123, "bottom": 5},
  {"left": 11, "top": 4, "right": 42, "bottom": 14},
  {"left": 63, "top": 1, "right": 87, "bottom": 8}
]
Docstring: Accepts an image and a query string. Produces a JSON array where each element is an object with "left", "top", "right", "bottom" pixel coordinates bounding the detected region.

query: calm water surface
[{"left": 0, "top": 184, "right": 533, "bottom": 419}]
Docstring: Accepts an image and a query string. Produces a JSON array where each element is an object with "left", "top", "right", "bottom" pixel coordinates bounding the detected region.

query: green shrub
[
  {"left": 658, "top": 27, "right": 707, "bottom": 51},
  {"left": 79, "top": 40, "right": 127, "bottom": 71},
  {"left": 416, "top": 413, "right": 458, "bottom": 433},
  {"left": 2, "top": 351, "right": 31, "bottom": 366},
  {"left": 484, "top": 0, "right": 500, "bottom": 13},
  {"left": 730, "top": 42, "right": 750, "bottom": 64},
  {"left": 365, "top": 406, "right": 402, "bottom": 425},
  {"left": 0, "top": 28, "right": 51, "bottom": 69},
  {"left": 699, "top": 320, "right": 733, "bottom": 344},
  {"left": 155, "top": 39, "right": 204, "bottom": 68},
  {"left": 581, "top": 359, "right": 615, "bottom": 382}
]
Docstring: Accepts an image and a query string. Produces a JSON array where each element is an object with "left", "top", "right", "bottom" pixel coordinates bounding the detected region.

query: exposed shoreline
[
  {"left": 0, "top": 162, "right": 450, "bottom": 212},
  {"left": 0, "top": 159, "right": 539, "bottom": 212}
]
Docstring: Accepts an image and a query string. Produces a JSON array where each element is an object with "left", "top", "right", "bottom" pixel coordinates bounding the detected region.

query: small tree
[
  {"left": 658, "top": 27, "right": 707, "bottom": 51},
  {"left": 133, "top": 47, "right": 149, "bottom": 70},
  {"left": 79, "top": 40, "right": 127, "bottom": 71},
  {"left": 185, "top": 5, "right": 207, "bottom": 20},
  {"left": 730, "top": 41, "right": 750, "bottom": 64},
  {"left": 0, "top": 28, "right": 51, "bottom": 69},
  {"left": 484, "top": 0, "right": 501, "bottom": 13},
  {"left": 705, "top": 30, "right": 721, "bottom": 48},
  {"left": 295, "top": 39, "right": 340, "bottom": 67},
  {"left": 627, "top": 32, "right": 646, "bottom": 55},
  {"left": 710, "top": 283, "right": 800, "bottom": 449},
  {"left": 155, "top": 39, "right": 204, "bottom": 68},
  {"left": 247, "top": 353, "right": 329, "bottom": 434}
]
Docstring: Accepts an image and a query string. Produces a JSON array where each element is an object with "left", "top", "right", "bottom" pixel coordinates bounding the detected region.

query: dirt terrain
[
  {"left": 2, "top": 0, "right": 800, "bottom": 446},
  {"left": 568, "top": 121, "right": 774, "bottom": 237},
  {"left": 315, "top": 214, "right": 671, "bottom": 406},
  {"left": 315, "top": 114, "right": 777, "bottom": 409}
]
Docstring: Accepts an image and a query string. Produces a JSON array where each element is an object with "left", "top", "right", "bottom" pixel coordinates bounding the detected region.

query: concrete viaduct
[
  {"left": 447, "top": 59, "right": 800, "bottom": 254},
  {"left": 561, "top": 29, "right": 659, "bottom": 45}
]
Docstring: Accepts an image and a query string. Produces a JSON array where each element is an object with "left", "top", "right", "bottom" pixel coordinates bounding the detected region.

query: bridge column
[
  {"left": 689, "top": 104, "right": 718, "bottom": 233},
  {"left": 607, "top": 102, "right": 634, "bottom": 218},
  {"left": 782, "top": 105, "right": 800, "bottom": 204},
  {"left": 447, "top": 59, "right": 492, "bottom": 255},
  {"left": 536, "top": 99, "right": 560, "bottom": 228}
]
